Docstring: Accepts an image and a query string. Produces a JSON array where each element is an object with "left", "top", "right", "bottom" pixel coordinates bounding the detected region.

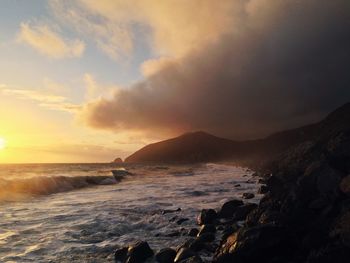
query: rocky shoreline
[{"left": 113, "top": 128, "right": 350, "bottom": 262}]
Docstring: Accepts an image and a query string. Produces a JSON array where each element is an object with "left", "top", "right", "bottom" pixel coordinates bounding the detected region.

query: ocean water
[{"left": 0, "top": 163, "right": 262, "bottom": 262}]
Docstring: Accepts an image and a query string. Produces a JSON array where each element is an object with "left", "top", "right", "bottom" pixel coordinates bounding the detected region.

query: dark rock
[
  {"left": 176, "top": 239, "right": 196, "bottom": 252},
  {"left": 222, "top": 224, "right": 239, "bottom": 240},
  {"left": 196, "top": 232, "right": 215, "bottom": 243},
  {"left": 306, "top": 244, "right": 350, "bottom": 263},
  {"left": 218, "top": 200, "right": 244, "bottom": 218},
  {"left": 178, "top": 255, "right": 203, "bottom": 263},
  {"left": 215, "top": 225, "right": 295, "bottom": 263},
  {"left": 112, "top": 157, "right": 123, "bottom": 163},
  {"left": 242, "top": 193, "right": 255, "bottom": 199},
  {"left": 258, "top": 185, "right": 269, "bottom": 194},
  {"left": 232, "top": 203, "right": 258, "bottom": 221},
  {"left": 188, "top": 228, "right": 199, "bottom": 237},
  {"left": 155, "top": 248, "right": 176, "bottom": 263},
  {"left": 114, "top": 247, "right": 128, "bottom": 262},
  {"left": 197, "top": 209, "right": 217, "bottom": 225},
  {"left": 162, "top": 208, "right": 181, "bottom": 215},
  {"left": 234, "top": 184, "right": 241, "bottom": 187},
  {"left": 174, "top": 248, "right": 196, "bottom": 263},
  {"left": 258, "top": 210, "right": 284, "bottom": 225},
  {"left": 340, "top": 175, "right": 350, "bottom": 195},
  {"left": 126, "top": 241, "right": 154, "bottom": 263},
  {"left": 330, "top": 211, "right": 350, "bottom": 247},
  {"left": 197, "top": 224, "right": 216, "bottom": 236},
  {"left": 177, "top": 218, "right": 189, "bottom": 225},
  {"left": 217, "top": 225, "right": 224, "bottom": 231}
]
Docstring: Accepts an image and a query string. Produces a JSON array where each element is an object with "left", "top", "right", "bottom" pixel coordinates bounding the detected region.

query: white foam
[{"left": 0, "top": 163, "right": 262, "bottom": 262}]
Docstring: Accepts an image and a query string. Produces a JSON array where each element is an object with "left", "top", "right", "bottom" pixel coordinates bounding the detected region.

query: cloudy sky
[{"left": 0, "top": 0, "right": 349, "bottom": 163}]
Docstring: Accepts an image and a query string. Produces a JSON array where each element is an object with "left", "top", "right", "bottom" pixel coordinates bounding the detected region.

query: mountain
[
  {"left": 124, "top": 103, "right": 350, "bottom": 164},
  {"left": 125, "top": 131, "right": 242, "bottom": 163}
]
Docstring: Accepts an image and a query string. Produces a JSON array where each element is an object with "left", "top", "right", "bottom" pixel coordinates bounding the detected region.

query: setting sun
[{"left": 0, "top": 138, "right": 6, "bottom": 149}]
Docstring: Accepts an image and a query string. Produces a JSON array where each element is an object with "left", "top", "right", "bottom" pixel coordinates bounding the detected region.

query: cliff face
[
  {"left": 124, "top": 103, "right": 350, "bottom": 165},
  {"left": 215, "top": 107, "right": 350, "bottom": 263}
]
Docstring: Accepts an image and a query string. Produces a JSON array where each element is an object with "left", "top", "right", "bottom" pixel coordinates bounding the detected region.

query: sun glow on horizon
[{"left": 0, "top": 137, "right": 6, "bottom": 150}]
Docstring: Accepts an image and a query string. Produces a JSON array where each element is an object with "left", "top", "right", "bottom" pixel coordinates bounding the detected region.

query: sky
[{"left": 0, "top": 0, "right": 350, "bottom": 163}]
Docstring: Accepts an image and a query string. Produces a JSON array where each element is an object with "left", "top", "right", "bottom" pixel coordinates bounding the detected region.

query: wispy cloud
[
  {"left": 0, "top": 85, "right": 81, "bottom": 113},
  {"left": 49, "top": 0, "right": 133, "bottom": 61},
  {"left": 17, "top": 22, "right": 85, "bottom": 59}
]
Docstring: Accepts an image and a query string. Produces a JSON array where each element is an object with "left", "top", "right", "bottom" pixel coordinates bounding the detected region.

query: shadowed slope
[{"left": 124, "top": 103, "right": 350, "bottom": 164}]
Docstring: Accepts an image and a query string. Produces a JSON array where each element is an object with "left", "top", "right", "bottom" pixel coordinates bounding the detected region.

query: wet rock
[
  {"left": 177, "top": 218, "right": 189, "bottom": 225},
  {"left": 197, "top": 209, "right": 217, "bottom": 225},
  {"left": 196, "top": 232, "right": 215, "bottom": 243},
  {"left": 155, "top": 248, "right": 176, "bottom": 263},
  {"left": 215, "top": 225, "right": 294, "bottom": 263},
  {"left": 222, "top": 224, "right": 239, "bottom": 240},
  {"left": 232, "top": 203, "right": 258, "bottom": 221},
  {"left": 176, "top": 239, "right": 196, "bottom": 252},
  {"left": 174, "top": 248, "right": 196, "bottom": 263},
  {"left": 242, "top": 193, "right": 255, "bottom": 199},
  {"left": 218, "top": 200, "right": 244, "bottom": 218},
  {"left": 126, "top": 241, "right": 154, "bottom": 263},
  {"left": 258, "top": 185, "right": 269, "bottom": 194},
  {"left": 179, "top": 255, "right": 203, "bottom": 263},
  {"left": 162, "top": 208, "right": 181, "bottom": 215},
  {"left": 197, "top": 224, "right": 216, "bottom": 236},
  {"left": 114, "top": 247, "right": 128, "bottom": 262},
  {"left": 188, "top": 228, "right": 199, "bottom": 237}
]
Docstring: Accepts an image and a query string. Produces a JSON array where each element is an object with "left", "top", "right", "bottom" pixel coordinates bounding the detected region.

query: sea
[{"left": 0, "top": 163, "right": 262, "bottom": 262}]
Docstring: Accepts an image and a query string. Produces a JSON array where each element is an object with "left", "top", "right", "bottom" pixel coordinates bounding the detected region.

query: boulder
[
  {"left": 155, "top": 248, "right": 177, "bottom": 263},
  {"left": 126, "top": 241, "right": 154, "bottom": 263},
  {"left": 232, "top": 203, "right": 258, "bottom": 221},
  {"left": 115, "top": 247, "right": 128, "bottom": 262},
  {"left": 258, "top": 185, "right": 269, "bottom": 194},
  {"left": 218, "top": 200, "right": 244, "bottom": 218},
  {"left": 197, "top": 209, "right": 217, "bottom": 225},
  {"left": 174, "top": 248, "right": 196, "bottom": 263},
  {"left": 177, "top": 238, "right": 195, "bottom": 251},
  {"left": 177, "top": 218, "right": 189, "bottom": 225},
  {"left": 162, "top": 208, "right": 181, "bottom": 214},
  {"left": 215, "top": 225, "right": 294, "bottom": 263},
  {"left": 197, "top": 224, "right": 216, "bottom": 236},
  {"left": 196, "top": 232, "right": 215, "bottom": 243},
  {"left": 188, "top": 228, "right": 199, "bottom": 237}
]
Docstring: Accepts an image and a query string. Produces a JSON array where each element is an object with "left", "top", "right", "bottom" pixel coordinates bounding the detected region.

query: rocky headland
[{"left": 114, "top": 103, "right": 350, "bottom": 263}]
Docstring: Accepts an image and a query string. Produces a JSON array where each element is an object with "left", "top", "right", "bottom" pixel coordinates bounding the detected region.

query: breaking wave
[{"left": 0, "top": 175, "right": 118, "bottom": 201}]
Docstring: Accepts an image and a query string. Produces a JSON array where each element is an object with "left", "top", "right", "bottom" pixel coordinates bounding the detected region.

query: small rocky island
[
  {"left": 112, "top": 158, "right": 124, "bottom": 164},
  {"left": 114, "top": 103, "right": 350, "bottom": 263}
]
